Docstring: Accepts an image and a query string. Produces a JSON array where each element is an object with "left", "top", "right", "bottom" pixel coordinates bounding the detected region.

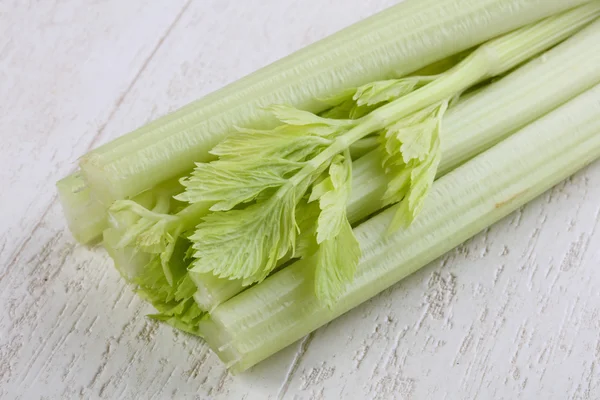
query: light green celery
[
  {"left": 79, "top": 0, "right": 589, "bottom": 203},
  {"left": 104, "top": 228, "right": 152, "bottom": 281},
  {"left": 104, "top": 195, "right": 171, "bottom": 283},
  {"left": 202, "top": 82, "right": 600, "bottom": 373},
  {"left": 348, "top": 16, "right": 600, "bottom": 223},
  {"left": 109, "top": 199, "right": 211, "bottom": 285},
  {"left": 103, "top": 228, "right": 205, "bottom": 336},
  {"left": 56, "top": 171, "right": 107, "bottom": 244},
  {"left": 189, "top": 272, "right": 246, "bottom": 313},
  {"left": 187, "top": 17, "right": 600, "bottom": 311},
  {"left": 184, "top": 4, "right": 600, "bottom": 294},
  {"left": 80, "top": 4, "right": 600, "bottom": 306},
  {"left": 57, "top": 170, "right": 186, "bottom": 244},
  {"left": 102, "top": 183, "right": 207, "bottom": 334},
  {"left": 109, "top": 199, "right": 210, "bottom": 250},
  {"left": 107, "top": 136, "right": 392, "bottom": 251},
  {"left": 309, "top": 151, "right": 359, "bottom": 306},
  {"left": 348, "top": 137, "right": 379, "bottom": 160}
]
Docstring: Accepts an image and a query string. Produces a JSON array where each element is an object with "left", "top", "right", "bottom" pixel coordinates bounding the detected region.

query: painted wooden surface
[{"left": 1, "top": 1, "right": 599, "bottom": 399}]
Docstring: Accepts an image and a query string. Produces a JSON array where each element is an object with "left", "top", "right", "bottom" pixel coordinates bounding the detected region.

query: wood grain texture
[{"left": 1, "top": 1, "right": 599, "bottom": 399}]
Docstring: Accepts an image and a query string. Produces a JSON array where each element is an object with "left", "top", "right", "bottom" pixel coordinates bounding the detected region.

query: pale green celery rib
[
  {"left": 56, "top": 171, "right": 108, "bottom": 244},
  {"left": 202, "top": 82, "right": 600, "bottom": 373},
  {"left": 189, "top": 18, "right": 600, "bottom": 312},
  {"left": 78, "top": 0, "right": 589, "bottom": 203}
]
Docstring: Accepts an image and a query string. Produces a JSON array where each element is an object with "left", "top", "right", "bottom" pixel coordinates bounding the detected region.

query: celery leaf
[
  {"left": 110, "top": 195, "right": 182, "bottom": 285},
  {"left": 315, "top": 217, "right": 360, "bottom": 307},
  {"left": 320, "top": 76, "right": 436, "bottom": 120},
  {"left": 294, "top": 200, "right": 321, "bottom": 259},
  {"left": 311, "top": 154, "right": 353, "bottom": 244},
  {"left": 310, "top": 152, "right": 361, "bottom": 306},
  {"left": 211, "top": 125, "right": 333, "bottom": 162},
  {"left": 268, "top": 104, "right": 356, "bottom": 127},
  {"left": 132, "top": 244, "right": 205, "bottom": 336},
  {"left": 381, "top": 100, "right": 449, "bottom": 230},
  {"left": 353, "top": 77, "right": 432, "bottom": 106},
  {"left": 184, "top": 106, "right": 353, "bottom": 283},
  {"left": 176, "top": 158, "right": 304, "bottom": 210},
  {"left": 188, "top": 187, "right": 300, "bottom": 282}
]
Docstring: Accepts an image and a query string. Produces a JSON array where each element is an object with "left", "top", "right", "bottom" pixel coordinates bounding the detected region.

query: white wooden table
[{"left": 2, "top": 1, "right": 599, "bottom": 398}]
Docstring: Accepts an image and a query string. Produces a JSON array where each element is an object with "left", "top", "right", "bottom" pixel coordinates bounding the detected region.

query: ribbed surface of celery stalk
[
  {"left": 79, "top": 0, "right": 592, "bottom": 202},
  {"left": 202, "top": 82, "right": 600, "bottom": 372},
  {"left": 190, "top": 18, "right": 600, "bottom": 312}
]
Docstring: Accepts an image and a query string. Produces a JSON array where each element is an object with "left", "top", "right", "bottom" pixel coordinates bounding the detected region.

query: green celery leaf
[
  {"left": 110, "top": 194, "right": 172, "bottom": 249},
  {"left": 310, "top": 152, "right": 361, "bottom": 306},
  {"left": 311, "top": 154, "right": 353, "bottom": 244},
  {"left": 320, "top": 99, "right": 356, "bottom": 120},
  {"left": 294, "top": 200, "right": 321, "bottom": 259},
  {"left": 354, "top": 76, "right": 434, "bottom": 107},
  {"left": 188, "top": 187, "right": 299, "bottom": 282},
  {"left": 211, "top": 125, "right": 334, "bottom": 162},
  {"left": 110, "top": 194, "right": 183, "bottom": 285},
  {"left": 268, "top": 104, "right": 356, "bottom": 127},
  {"left": 184, "top": 105, "right": 354, "bottom": 283},
  {"left": 319, "top": 75, "right": 436, "bottom": 120},
  {"left": 133, "top": 245, "right": 205, "bottom": 337},
  {"left": 314, "top": 218, "right": 361, "bottom": 308},
  {"left": 209, "top": 106, "right": 355, "bottom": 164},
  {"left": 178, "top": 106, "right": 357, "bottom": 212},
  {"left": 381, "top": 100, "right": 449, "bottom": 230},
  {"left": 318, "top": 87, "right": 357, "bottom": 106},
  {"left": 176, "top": 158, "right": 305, "bottom": 210},
  {"left": 148, "top": 299, "right": 204, "bottom": 337}
]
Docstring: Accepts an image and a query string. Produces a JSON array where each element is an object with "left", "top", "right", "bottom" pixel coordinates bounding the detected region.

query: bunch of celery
[{"left": 58, "top": 0, "right": 600, "bottom": 371}]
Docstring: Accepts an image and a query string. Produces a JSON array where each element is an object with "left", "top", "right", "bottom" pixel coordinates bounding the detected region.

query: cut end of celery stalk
[
  {"left": 197, "top": 317, "right": 242, "bottom": 371},
  {"left": 77, "top": 155, "right": 121, "bottom": 205},
  {"left": 189, "top": 271, "right": 245, "bottom": 312},
  {"left": 56, "top": 171, "right": 108, "bottom": 244},
  {"left": 201, "top": 258, "right": 322, "bottom": 373}
]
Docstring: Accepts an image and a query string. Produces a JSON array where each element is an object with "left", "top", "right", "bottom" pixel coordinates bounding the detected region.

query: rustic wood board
[{"left": 2, "top": 1, "right": 599, "bottom": 398}]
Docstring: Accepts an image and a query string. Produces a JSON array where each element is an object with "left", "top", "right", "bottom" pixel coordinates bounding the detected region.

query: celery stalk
[
  {"left": 79, "top": 0, "right": 591, "bottom": 203},
  {"left": 188, "top": 18, "right": 600, "bottom": 311},
  {"left": 202, "top": 82, "right": 600, "bottom": 373},
  {"left": 56, "top": 171, "right": 107, "bottom": 244}
]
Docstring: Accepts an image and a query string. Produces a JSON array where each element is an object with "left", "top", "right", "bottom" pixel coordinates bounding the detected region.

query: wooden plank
[{"left": 2, "top": 0, "right": 600, "bottom": 398}]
